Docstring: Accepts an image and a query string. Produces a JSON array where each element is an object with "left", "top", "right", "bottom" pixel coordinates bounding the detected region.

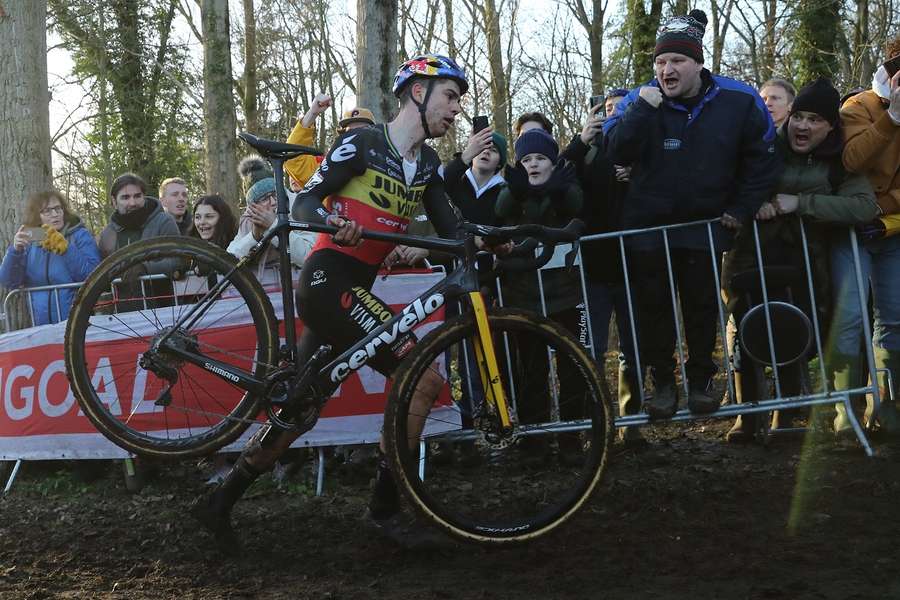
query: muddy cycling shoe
[
  {"left": 368, "top": 452, "right": 400, "bottom": 521},
  {"left": 645, "top": 384, "right": 678, "bottom": 420},
  {"left": 190, "top": 493, "right": 241, "bottom": 553}
]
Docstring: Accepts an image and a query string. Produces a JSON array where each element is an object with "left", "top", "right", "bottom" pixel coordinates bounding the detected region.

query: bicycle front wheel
[
  {"left": 64, "top": 237, "right": 279, "bottom": 459},
  {"left": 384, "top": 308, "right": 612, "bottom": 544}
]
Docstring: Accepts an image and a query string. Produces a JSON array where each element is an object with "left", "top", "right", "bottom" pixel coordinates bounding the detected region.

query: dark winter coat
[
  {"left": 561, "top": 134, "right": 629, "bottom": 285},
  {"left": 443, "top": 154, "right": 505, "bottom": 226},
  {"left": 495, "top": 161, "right": 584, "bottom": 315},
  {"left": 604, "top": 69, "right": 780, "bottom": 251},
  {"left": 721, "top": 123, "right": 878, "bottom": 328},
  {"left": 98, "top": 196, "right": 181, "bottom": 276}
]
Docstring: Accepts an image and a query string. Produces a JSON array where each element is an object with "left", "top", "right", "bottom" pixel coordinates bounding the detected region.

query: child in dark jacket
[
  {"left": 495, "top": 129, "right": 587, "bottom": 463},
  {"left": 0, "top": 190, "right": 101, "bottom": 326}
]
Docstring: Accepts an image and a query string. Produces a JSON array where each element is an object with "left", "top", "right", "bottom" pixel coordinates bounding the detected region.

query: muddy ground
[{"left": 2, "top": 417, "right": 899, "bottom": 600}]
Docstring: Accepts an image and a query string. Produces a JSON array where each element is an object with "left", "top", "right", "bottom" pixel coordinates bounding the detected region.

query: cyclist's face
[
  {"left": 193, "top": 204, "right": 220, "bottom": 240},
  {"left": 114, "top": 184, "right": 145, "bottom": 214},
  {"left": 424, "top": 80, "right": 462, "bottom": 137}
]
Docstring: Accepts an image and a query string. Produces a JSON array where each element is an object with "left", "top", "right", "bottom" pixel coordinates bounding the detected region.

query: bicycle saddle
[{"left": 238, "top": 132, "right": 321, "bottom": 160}]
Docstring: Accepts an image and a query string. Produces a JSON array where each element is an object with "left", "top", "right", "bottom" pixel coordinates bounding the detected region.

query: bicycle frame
[{"left": 150, "top": 152, "right": 512, "bottom": 424}]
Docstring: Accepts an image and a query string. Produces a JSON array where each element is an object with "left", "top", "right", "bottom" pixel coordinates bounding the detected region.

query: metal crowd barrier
[
  {"left": 493, "top": 217, "right": 881, "bottom": 456},
  {"left": 2, "top": 281, "right": 83, "bottom": 332}
]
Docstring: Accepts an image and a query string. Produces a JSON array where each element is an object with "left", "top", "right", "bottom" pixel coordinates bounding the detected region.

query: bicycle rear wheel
[
  {"left": 64, "top": 237, "right": 279, "bottom": 459},
  {"left": 384, "top": 308, "right": 612, "bottom": 544}
]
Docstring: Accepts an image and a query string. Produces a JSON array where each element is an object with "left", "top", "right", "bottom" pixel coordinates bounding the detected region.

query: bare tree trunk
[
  {"left": 242, "top": 0, "right": 259, "bottom": 133},
  {"left": 0, "top": 0, "right": 52, "bottom": 329},
  {"left": 710, "top": 0, "right": 735, "bottom": 74},
  {"left": 629, "top": 0, "right": 663, "bottom": 85},
  {"left": 202, "top": 0, "right": 239, "bottom": 208},
  {"left": 96, "top": 10, "right": 113, "bottom": 197},
  {"left": 762, "top": 0, "right": 777, "bottom": 81},
  {"left": 356, "top": 0, "right": 399, "bottom": 122},
  {"left": 443, "top": 0, "right": 457, "bottom": 57},
  {"left": 567, "top": 0, "right": 606, "bottom": 95},
  {"left": 483, "top": 0, "right": 510, "bottom": 140},
  {"left": 853, "top": 0, "right": 873, "bottom": 86}
]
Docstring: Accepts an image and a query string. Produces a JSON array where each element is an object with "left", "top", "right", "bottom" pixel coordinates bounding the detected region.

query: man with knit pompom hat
[{"left": 603, "top": 9, "right": 780, "bottom": 420}]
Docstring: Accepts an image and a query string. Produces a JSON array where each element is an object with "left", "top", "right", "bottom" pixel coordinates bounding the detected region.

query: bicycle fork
[{"left": 468, "top": 292, "right": 513, "bottom": 432}]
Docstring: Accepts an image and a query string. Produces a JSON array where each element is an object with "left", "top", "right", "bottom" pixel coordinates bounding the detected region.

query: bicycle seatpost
[{"left": 269, "top": 156, "right": 299, "bottom": 361}]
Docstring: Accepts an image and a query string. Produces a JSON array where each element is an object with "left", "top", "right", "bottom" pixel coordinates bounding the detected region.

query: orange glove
[{"left": 39, "top": 225, "right": 68, "bottom": 255}]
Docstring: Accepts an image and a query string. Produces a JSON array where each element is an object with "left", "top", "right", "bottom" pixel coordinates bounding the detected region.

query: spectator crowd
[{"left": 4, "top": 9, "right": 900, "bottom": 449}]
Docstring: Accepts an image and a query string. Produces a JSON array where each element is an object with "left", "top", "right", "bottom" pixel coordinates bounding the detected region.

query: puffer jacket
[
  {"left": 605, "top": 69, "right": 780, "bottom": 251},
  {"left": 0, "top": 217, "right": 101, "bottom": 325}
]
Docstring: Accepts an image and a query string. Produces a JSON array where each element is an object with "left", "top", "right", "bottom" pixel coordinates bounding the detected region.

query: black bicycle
[{"left": 64, "top": 133, "right": 613, "bottom": 544}]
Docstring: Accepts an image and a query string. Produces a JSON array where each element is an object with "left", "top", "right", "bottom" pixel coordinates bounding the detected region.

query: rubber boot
[
  {"left": 190, "top": 456, "right": 260, "bottom": 549},
  {"left": 830, "top": 352, "right": 863, "bottom": 436},
  {"left": 617, "top": 366, "right": 646, "bottom": 447},
  {"left": 874, "top": 347, "right": 900, "bottom": 435}
]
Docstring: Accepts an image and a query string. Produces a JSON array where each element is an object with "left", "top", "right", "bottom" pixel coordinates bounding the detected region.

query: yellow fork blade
[{"left": 468, "top": 292, "right": 511, "bottom": 429}]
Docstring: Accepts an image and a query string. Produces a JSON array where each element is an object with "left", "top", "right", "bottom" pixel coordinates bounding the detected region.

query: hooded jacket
[
  {"left": 604, "top": 69, "right": 780, "bottom": 251},
  {"left": 0, "top": 216, "right": 101, "bottom": 325}
]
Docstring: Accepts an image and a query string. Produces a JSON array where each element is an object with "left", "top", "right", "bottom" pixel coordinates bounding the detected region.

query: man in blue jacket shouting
[{"left": 603, "top": 9, "right": 779, "bottom": 419}]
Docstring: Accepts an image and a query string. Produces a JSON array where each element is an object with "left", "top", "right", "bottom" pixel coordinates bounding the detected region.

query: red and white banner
[{"left": 0, "top": 270, "right": 457, "bottom": 460}]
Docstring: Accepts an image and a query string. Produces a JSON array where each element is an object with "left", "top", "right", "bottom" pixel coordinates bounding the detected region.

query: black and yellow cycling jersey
[{"left": 293, "top": 123, "right": 458, "bottom": 265}]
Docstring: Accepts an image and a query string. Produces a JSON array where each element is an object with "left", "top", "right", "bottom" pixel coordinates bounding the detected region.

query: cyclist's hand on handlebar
[
  {"left": 476, "top": 235, "right": 514, "bottom": 256},
  {"left": 326, "top": 214, "right": 363, "bottom": 246}
]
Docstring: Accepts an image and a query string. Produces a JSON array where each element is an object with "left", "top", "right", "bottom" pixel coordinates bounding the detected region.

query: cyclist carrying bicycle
[{"left": 192, "top": 54, "right": 470, "bottom": 545}]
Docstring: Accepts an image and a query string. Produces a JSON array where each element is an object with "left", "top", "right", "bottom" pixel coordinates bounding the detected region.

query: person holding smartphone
[
  {"left": 830, "top": 35, "right": 900, "bottom": 436},
  {"left": 0, "top": 190, "right": 100, "bottom": 326}
]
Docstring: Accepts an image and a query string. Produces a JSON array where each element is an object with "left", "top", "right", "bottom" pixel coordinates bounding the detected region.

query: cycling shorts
[{"left": 296, "top": 249, "right": 416, "bottom": 377}]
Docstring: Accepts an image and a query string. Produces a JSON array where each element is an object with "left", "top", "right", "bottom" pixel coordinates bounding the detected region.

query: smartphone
[
  {"left": 884, "top": 55, "right": 900, "bottom": 78},
  {"left": 589, "top": 95, "right": 604, "bottom": 109},
  {"left": 26, "top": 226, "right": 47, "bottom": 242},
  {"left": 472, "top": 115, "right": 489, "bottom": 134}
]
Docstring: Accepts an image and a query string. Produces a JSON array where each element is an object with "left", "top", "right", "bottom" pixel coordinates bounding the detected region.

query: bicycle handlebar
[
  {"left": 461, "top": 220, "right": 585, "bottom": 272},
  {"left": 285, "top": 218, "right": 585, "bottom": 272}
]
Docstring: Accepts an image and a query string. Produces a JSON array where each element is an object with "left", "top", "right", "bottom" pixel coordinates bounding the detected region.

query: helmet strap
[{"left": 410, "top": 79, "right": 436, "bottom": 139}]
